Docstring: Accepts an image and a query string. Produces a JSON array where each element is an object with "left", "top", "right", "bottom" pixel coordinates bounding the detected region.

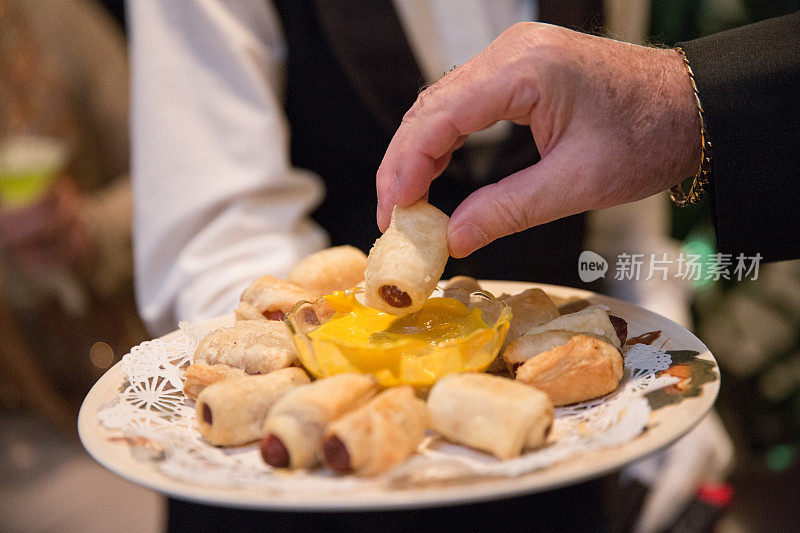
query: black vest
[{"left": 271, "top": 0, "right": 603, "bottom": 286}]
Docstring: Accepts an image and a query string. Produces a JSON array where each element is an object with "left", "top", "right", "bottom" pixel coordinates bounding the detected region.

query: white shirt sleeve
[{"left": 129, "top": 0, "right": 328, "bottom": 336}]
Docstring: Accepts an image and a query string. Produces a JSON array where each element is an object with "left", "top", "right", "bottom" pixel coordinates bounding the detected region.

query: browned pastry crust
[
  {"left": 182, "top": 362, "right": 248, "bottom": 400},
  {"left": 193, "top": 320, "right": 297, "bottom": 374},
  {"left": 427, "top": 373, "right": 553, "bottom": 460},
  {"left": 287, "top": 245, "right": 368, "bottom": 296},
  {"left": 234, "top": 275, "right": 314, "bottom": 321},
  {"left": 261, "top": 373, "right": 379, "bottom": 469},
  {"left": 195, "top": 368, "right": 310, "bottom": 447},
  {"left": 322, "top": 386, "right": 428, "bottom": 475},
  {"left": 515, "top": 335, "right": 624, "bottom": 406}
]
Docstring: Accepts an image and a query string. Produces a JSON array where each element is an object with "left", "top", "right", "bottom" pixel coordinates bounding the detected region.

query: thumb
[{"left": 447, "top": 152, "right": 579, "bottom": 257}]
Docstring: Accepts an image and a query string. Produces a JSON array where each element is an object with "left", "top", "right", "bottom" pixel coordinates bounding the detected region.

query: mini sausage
[
  {"left": 234, "top": 275, "right": 314, "bottom": 322},
  {"left": 364, "top": 201, "right": 449, "bottom": 316},
  {"left": 321, "top": 386, "right": 428, "bottom": 476},
  {"left": 321, "top": 436, "right": 351, "bottom": 473},
  {"left": 195, "top": 368, "right": 309, "bottom": 447},
  {"left": 260, "top": 373, "right": 378, "bottom": 469},
  {"left": 260, "top": 435, "right": 291, "bottom": 468}
]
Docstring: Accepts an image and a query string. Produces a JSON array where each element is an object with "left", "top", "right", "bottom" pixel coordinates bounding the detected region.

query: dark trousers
[{"left": 167, "top": 476, "right": 615, "bottom": 533}]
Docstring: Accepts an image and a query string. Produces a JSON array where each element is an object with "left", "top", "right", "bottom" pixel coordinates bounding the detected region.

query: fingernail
[
  {"left": 387, "top": 177, "right": 399, "bottom": 205},
  {"left": 376, "top": 202, "right": 389, "bottom": 232},
  {"left": 448, "top": 223, "right": 488, "bottom": 258},
  {"left": 377, "top": 178, "right": 399, "bottom": 232}
]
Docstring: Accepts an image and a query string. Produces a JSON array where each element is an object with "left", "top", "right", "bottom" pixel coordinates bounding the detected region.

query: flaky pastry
[
  {"left": 322, "top": 386, "right": 428, "bottom": 476},
  {"left": 515, "top": 335, "right": 623, "bottom": 406},
  {"left": 196, "top": 368, "right": 309, "bottom": 447},
  {"left": 287, "top": 245, "right": 367, "bottom": 296},
  {"left": 183, "top": 362, "right": 247, "bottom": 400},
  {"left": 427, "top": 373, "right": 553, "bottom": 460},
  {"left": 260, "top": 373, "right": 378, "bottom": 469},
  {"left": 194, "top": 320, "right": 296, "bottom": 374},
  {"left": 234, "top": 275, "right": 313, "bottom": 321}
]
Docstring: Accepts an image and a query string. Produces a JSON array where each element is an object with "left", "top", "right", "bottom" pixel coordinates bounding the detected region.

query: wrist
[
  {"left": 664, "top": 47, "right": 705, "bottom": 183},
  {"left": 668, "top": 47, "right": 712, "bottom": 206}
]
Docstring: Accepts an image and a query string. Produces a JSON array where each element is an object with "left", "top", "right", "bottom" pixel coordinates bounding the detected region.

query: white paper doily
[{"left": 96, "top": 320, "right": 679, "bottom": 493}]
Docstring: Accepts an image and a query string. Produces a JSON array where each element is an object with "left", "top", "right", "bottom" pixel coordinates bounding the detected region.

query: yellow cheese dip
[{"left": 296, "top": 291, "right": 510, "bottom": 388}]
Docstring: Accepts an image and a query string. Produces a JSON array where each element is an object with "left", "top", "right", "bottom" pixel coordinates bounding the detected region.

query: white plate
[{"left": 78, "top": 281, "right": 719, "bottom": 510}]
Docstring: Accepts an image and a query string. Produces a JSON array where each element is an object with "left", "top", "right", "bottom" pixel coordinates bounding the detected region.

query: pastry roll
[
  {"left": 525, "top": 307, "right": 621, "bottom": 348},
  {"left": 194, "top": 320, "right": 296, "bottom": 374},
  {"left": 261, "top": 373, "right": 378, "bottom": 469},
  {"left": 364, "top": 201, "right": 449, "bottom": 315},
  {"left": 322, "top": 386, "right": 428, "bottom": 476},
  {"left": 287, "top": 245, "right": 368, "bottom": 296},
  {"left": 235, "top": 275, "right": 314, "bottom": 321},
  {"left": 515, "top": 335, "right": 624, "bottom": 405},
  {"left": 183, "top": 362, "right": 248, "bottom": 400},
  {"left": 427, "top": 373, "right": 553, "bottom": 460},
  {"left": 504, "top": 329, "right": 601, "bottom": 369},
  {"left": 500, "top": 288, "right": 560, "bottom": 346},
  {"left": 196, "top": 367, "right": 309, "bottom": 446}
]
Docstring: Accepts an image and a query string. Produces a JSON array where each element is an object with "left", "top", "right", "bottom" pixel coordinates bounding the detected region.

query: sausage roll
[
  {"left": 287, "top": 245, "right": 368, "bottom": 296},
  {"left": 196, "top": 367, "right": 309, "bottom": 447},
  {"left": 515, "top": 335, "right": 624, "bottom": 406},
  {"left": 364, "top": 201, "right": 449, "bottom": 315},
  {"left": 193, "top": 320, "right": 296, "bottom": 374},
  {"left": 261, "top": 373, "right": 378, "bottom": 469},
  {"left": 322, "top": 386, "right": 428, "bottom": 476},
  {"left": 235, "top": 275, "right": 314, "bottom": 321},
  {"left": 183, "top": 362, "right": 248, "bottom": 400},
  {"left": 427, "top": 373, "right": 553, "bottom": 460},
  {"left": 500, "top": 288, "right": 560, "bottom": 346}
]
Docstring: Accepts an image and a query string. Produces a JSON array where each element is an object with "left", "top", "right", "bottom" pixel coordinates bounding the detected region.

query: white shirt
[{"left": 130, "top": 0, "right": 534, "bottom": 335}]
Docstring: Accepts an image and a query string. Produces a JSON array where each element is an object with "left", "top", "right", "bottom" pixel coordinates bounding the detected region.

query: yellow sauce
[{"left": 298, "top": 291, "right": 510, "bottom": 388}]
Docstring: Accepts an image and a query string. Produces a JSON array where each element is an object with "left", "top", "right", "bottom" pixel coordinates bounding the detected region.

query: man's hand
[
  {"left": 0, "top": 176, "right": 93, "bottom": 271},
  {"left": 376, "top": 23, "right": 700, "bottom": 257}
]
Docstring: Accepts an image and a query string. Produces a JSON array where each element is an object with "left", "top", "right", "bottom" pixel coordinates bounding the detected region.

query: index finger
[{"left": 375, "top": 36, "right": 539, "bottom": 231}]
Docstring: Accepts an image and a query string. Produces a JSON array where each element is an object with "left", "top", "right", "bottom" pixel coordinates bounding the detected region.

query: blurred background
[{"left": 0, "top": 1, "right": 798, "bottom": 531}]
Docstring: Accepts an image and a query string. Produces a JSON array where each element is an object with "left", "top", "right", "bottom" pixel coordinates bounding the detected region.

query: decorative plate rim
[{"left": 78, "top": 280, "right": 719, "bottom": 511}]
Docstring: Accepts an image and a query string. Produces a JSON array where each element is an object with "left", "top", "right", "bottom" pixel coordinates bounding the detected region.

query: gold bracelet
[{"left": 669, "top": 46, "right": 713, "bottom": 207}]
